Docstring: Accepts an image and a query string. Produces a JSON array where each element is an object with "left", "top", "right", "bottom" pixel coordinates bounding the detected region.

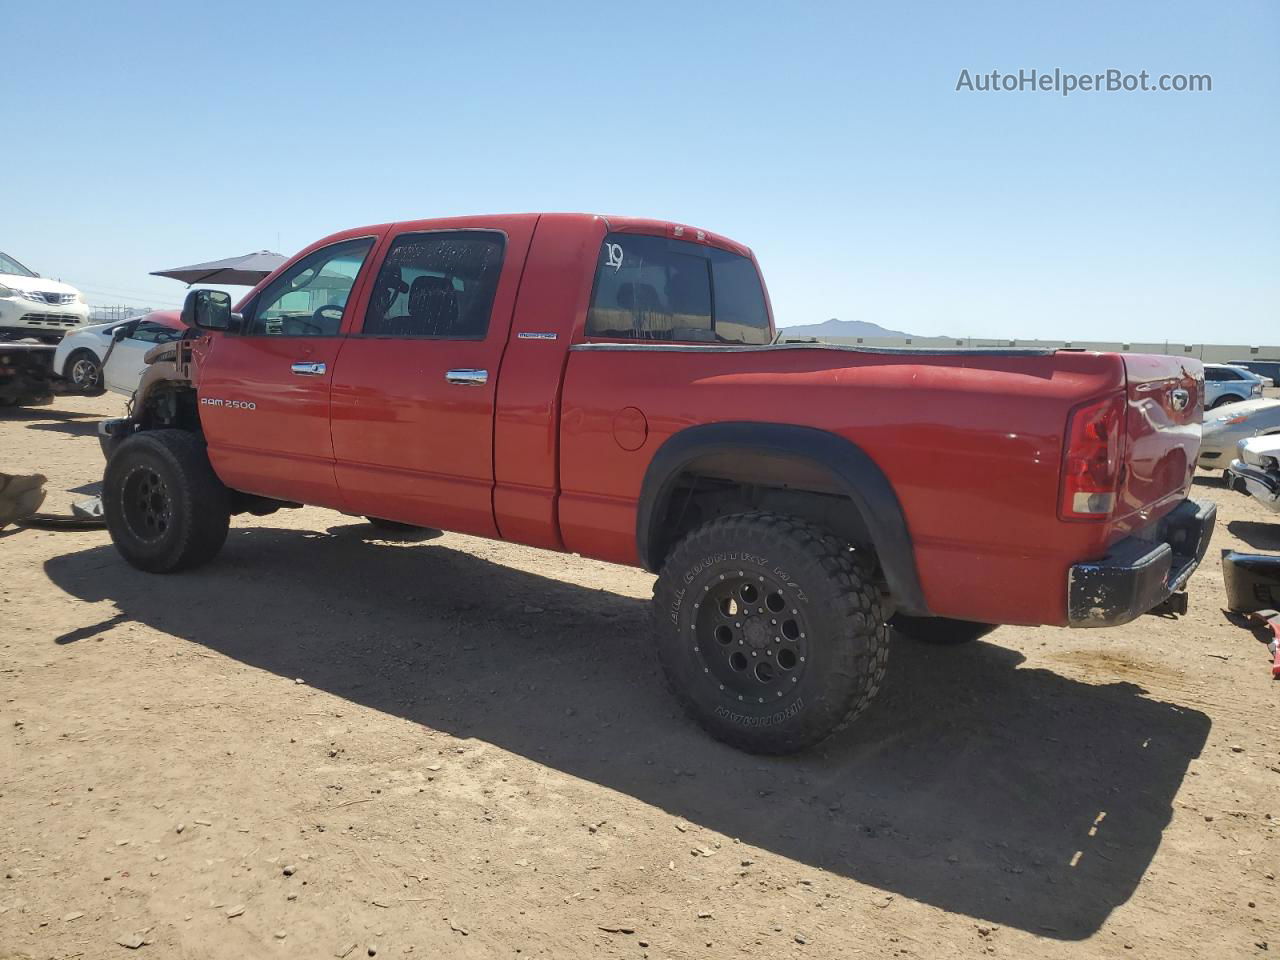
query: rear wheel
[
  {"left": 64, "top": 349, "right": 105, "bottom": 396},
  {"left": 891, "top": 614, "right": 996, "bottom": 645},
  {"left": 653, "top": 512, "right": 888, "bottom": 754},
  {"left": 104, "top": 430, "right": 230, "bottom": 573},
  {"left": 1210, "top": 394, "right": 1244, "bottom": 409}
]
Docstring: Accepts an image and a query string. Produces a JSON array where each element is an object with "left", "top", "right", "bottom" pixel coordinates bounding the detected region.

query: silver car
[{"left": 1199, "top": 397, "right": 1280, "bottom": 469}]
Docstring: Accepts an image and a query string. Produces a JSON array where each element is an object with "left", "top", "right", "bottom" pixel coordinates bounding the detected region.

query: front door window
[{"left": 246, "top": 238, "right": 375, "bottom": 337}]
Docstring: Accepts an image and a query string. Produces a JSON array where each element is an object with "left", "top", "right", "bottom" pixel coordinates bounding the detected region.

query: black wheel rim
[
  {"left": 71, "top": 357, "right": 99, "bottom": 388},
  {"left": 121, "top": 467, "right": 172, "bottom": 542},
  {"left": 691, "top": 569, "right": 809, "bottom": 704}
]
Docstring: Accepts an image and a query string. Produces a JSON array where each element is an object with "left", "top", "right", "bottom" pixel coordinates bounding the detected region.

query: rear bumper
[{"left": 1067, "top": 498, "right": 1216, "bottom": 627}]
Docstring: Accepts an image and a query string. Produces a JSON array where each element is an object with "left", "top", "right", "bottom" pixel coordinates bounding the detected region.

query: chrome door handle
[
  {"left": 445, "top": 369, "right": 488, "bottom": 386},
  {"left": 291, "top": 362, "right": 326, "bottom": 376}
]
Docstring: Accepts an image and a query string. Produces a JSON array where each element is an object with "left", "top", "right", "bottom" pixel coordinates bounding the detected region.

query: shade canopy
[{"left": 151, "top": 250, "right": 287, "bottom": 286}]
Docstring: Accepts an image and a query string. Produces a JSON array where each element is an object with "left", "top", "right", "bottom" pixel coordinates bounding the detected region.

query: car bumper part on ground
[{"left": 1067, "top": 498, "right": 1217, "bottom": 627}]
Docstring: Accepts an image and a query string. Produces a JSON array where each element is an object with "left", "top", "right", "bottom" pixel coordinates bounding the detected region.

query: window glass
[
  {"left": 0, "top": 251, "right": 36, "bottom": 277},
  {"left": 247, "top": 238, "right": 374, "bottom": 337},
  {"left": 708, "top": 247, "right": 771, "bottom": 344},
  {"left": 586, "top": 233, "right": 769, "bottom": 344},
  {"left": 1204, "top": 368, "right": 1225, "bottom": 381},
  {"left": 130, "top": 322, "right": 182, "bottom": 344},
  {"left": 362, "top": 232, "right": 505, "bottom": 338}
]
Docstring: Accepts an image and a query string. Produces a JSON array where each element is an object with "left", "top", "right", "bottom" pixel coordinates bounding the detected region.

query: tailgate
[{"left": 1114, "top": 354, "right": 1202, "bottom": 534}]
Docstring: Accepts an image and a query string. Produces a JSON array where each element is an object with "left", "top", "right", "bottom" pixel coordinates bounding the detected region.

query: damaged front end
[{"left": 98, "top": 336, "right": 200, "bottom": 460}]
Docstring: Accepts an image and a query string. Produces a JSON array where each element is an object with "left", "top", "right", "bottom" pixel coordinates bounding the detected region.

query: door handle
[
  {"left": 445, "top": 369, "right": 488, "bottom": 386},
  {"left": 291, "top": 361, "right": 326, "bottom": 376}
]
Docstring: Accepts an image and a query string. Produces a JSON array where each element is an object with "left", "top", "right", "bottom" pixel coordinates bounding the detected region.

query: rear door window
[
  {"left": 586, "top": 234, "right": 770, "bottom": 344},
  {"left": 361, "top": 231, "right": 505, "bottom": 339}
]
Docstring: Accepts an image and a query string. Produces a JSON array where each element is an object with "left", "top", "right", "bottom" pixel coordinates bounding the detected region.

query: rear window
[{"left": 586, "top": 234, "right": 770, "bottom": 344}]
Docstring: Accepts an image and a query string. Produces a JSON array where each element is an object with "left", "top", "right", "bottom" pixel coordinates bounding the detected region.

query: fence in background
[{"left": 88, "top": 305, "right": 154, "bottom": 323}]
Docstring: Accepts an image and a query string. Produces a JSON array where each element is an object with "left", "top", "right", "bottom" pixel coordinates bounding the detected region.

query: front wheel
[
  {"left": 104, "top": 430, "right": 230, "bottom": 573},
  {"left": 65, "top": 349, "right": 106, "bottom": 396},
  {"left": 653, "top": 512, "right": 889, "bottom": 754}
]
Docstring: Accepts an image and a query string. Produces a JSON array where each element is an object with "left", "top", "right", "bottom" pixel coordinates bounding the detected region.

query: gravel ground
[{"left": 2, "top": 392, "right": 1277, "bottom": 960}]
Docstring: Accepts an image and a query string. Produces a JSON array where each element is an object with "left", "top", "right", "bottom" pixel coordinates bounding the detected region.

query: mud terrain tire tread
[
  {"left": 652, "top": 511, "right": 889, "bottom": 754},
  {"left": 104, "top": 430, "right": 230, "bottom": 573}
]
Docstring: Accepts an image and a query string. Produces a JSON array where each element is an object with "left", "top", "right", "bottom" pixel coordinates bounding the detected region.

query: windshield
[{"left": 0, "top": 251, "right": 36, "bottom": 278}]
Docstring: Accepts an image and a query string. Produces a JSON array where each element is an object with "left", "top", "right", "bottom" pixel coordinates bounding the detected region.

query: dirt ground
[{"left": 2, "top": 392, "right": 1277, "bottom": 960}]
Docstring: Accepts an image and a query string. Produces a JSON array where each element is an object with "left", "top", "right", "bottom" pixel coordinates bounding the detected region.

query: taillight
[{"left": 1060, "top": 393, "right": 1127, "bottom": 520}]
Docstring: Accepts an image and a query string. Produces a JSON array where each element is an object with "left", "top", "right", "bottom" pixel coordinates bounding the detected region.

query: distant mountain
[{"left": 779, "top": 318, "right": 913, "bottom": 338}]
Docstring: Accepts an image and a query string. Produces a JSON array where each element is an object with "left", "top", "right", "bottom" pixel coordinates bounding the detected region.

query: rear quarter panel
[{"left": 559, "top": 346, "right": 1130, "bottom": 625}]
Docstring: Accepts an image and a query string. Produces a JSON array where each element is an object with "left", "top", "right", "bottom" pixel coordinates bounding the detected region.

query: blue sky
[{"left": 5, "top": 0, "right": 1276, "bottom": 340}]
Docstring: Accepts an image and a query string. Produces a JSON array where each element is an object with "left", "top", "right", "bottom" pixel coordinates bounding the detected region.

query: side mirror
[
  {"left": 112, "top": 319, "right": 141, "bottom": 341},
  {"left": 183, "top": 289, "right": 234, "bottom": 331}
]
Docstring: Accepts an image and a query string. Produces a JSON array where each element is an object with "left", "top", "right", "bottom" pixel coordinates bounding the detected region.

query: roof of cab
[{"left": 317, "top": 213, "right": 754, "bottom": 260}]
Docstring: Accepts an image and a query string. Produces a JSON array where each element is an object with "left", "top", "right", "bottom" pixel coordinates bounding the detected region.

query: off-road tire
[
  {"left": 64, "top": 349, "right": 106, "bottom": 396},
  {"left": 891, "top": 614, "right": 996, "bottom": 645},
  {"left": 104, "top": 430, "right": 230, "bottom": 573},
  {"left": 652, "top": 511, "right": 889, "bottom": 754}
]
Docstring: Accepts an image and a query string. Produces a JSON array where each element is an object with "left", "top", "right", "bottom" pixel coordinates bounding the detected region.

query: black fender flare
[{"left": 636, "top": 422, "right": 928, "bottom": 616}]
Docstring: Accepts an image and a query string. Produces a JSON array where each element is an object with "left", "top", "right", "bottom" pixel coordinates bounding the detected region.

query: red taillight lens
[{"left": 1060, "top": 393, "right": 1127, "bottom": 520}]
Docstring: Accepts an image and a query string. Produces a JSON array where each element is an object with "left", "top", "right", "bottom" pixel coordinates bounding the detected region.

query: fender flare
[{"left": 636, "top": 421, "right": 928, "bottom": 616}]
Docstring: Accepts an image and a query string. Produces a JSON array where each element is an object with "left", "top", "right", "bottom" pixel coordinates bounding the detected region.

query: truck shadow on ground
[{"left": 44, "top": 526, "right": 1211, "bottom": 941}]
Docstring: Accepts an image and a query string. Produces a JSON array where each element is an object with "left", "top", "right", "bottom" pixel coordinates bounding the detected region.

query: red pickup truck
[{"left": 99, "top": 213, "right": 1215, "bottom": 753}]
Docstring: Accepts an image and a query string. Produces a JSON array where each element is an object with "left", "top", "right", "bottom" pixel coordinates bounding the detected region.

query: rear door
[
  {"left": 195, "top": 236, "right": 378, "bottom": 508},
  {"left": 329, "top": 217, "right": 536, "bottom": 536}
]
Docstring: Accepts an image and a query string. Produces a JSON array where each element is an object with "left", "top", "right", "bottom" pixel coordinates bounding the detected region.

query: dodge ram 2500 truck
[{"left": 98, "top": 213, "right": 1215, "bottom": 754}]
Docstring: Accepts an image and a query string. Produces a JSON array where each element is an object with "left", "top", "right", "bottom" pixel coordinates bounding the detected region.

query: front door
[
  {"left": 195, "top": 236, "right": 378, "bottom": 508},
  {"left": 329, "top": 218, "right": 535, "bottom": 536}
]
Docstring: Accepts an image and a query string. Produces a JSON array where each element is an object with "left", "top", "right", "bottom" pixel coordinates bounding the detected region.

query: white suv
[{"left": 0, "top": 250, "right": 91, "bottom": 343}]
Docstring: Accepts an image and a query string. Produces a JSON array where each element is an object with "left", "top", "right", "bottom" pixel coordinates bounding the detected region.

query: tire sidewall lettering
[
  {"left": 670, "top": 552, "right": 770, "bottom": 623},
  {"left": 714, "top": 697, "right": 805, "bottom": 728}
]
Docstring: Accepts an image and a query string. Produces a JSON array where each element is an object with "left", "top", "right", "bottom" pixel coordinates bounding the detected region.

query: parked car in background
[
  {"left": 1229, "top": 434, "right": 1280, "bottom": 513},
  {"left": 1198, "top": 397, "right": 1280, "bottom": 469},
  {"left": 1224, "top": 364, "right": 1274, "bottom": 388},
  {"left": 1229, "top": 360, "right": 1280, "bottom": 384},
  {"left": 53, "top": 311, "right": 184, "bottom": 396},
  {"left": 0, "top": 250, "right": 91, "bottom": 343},
  {"left": 1204, "top": 362, "right": 1265, "bottom": 408}
]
